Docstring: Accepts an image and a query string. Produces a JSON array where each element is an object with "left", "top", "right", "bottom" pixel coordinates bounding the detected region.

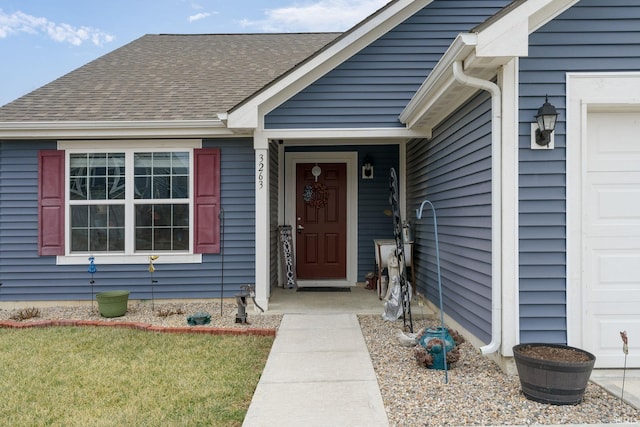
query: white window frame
[{"left": 57, "top": 140, "right": 202, "bottom": 265}]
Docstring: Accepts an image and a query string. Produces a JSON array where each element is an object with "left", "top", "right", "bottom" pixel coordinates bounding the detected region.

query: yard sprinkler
[
  {"left": 88, "top": 256, "right": 97, "bottom": 311},
  {"left": 149, "top": 256, "right": 159, "bottom": 310},
  {"left": 416, "top": 199, "right": 449, "bottom": 384},
  {"left": 620, "top": 330, "right": 629, "bottom": 407}
]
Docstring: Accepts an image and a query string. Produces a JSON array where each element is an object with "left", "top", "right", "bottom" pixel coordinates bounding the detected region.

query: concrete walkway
[
  {"left": 243, "top": 286, "right": 639, "bottom": 426},
  {"left": 590, "top": 368, "right": 640, "bottom": 411},
  {"left": 242, "top": 313, "right": 389, "bottom": 427}
]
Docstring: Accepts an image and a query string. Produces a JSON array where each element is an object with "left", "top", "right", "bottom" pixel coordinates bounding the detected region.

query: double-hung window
[
  {"left": 69, "top": 152, "right": 127, "bottom": 252},
  {"left": 133, "top": 152, "right": 190, "bottom": 252},
  {"left": 38, "top": 140, "right": 220, "bottom": 264},
  {"left": 69, "top": 150, "right": 190, "bottom": 253}
]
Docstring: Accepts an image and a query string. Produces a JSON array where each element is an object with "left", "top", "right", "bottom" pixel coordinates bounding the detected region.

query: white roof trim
[
  {"left": 399, "top": 33, "right": 478, "bottom": 133},
  {"left": 477, "top": 0, "right": 579, "bottom": 57},
  {"left": 399, "top": 0, "right": 579, "bottom": 133},
  {"left": 0, "top": 119, "right": 245, "bottom": 140},
  {"left": 528, "top": 0, "right": 580, "bottom": 33},
  {"left": 227, "top": 0, "right": 434, "bottom": 130},
  {"left": 262, "top": 127, "right": 424, "bottom": 142}
]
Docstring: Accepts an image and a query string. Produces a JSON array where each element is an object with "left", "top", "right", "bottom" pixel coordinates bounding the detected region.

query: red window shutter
[
  {"left": 38, "top": 150, "right": 65, "bottom": 255},
  {"left": 194, "top": 148, "right": 221, "bottom": 254}
]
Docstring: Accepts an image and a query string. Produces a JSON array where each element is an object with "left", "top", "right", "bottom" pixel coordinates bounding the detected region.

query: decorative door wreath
[{"left": 303, "top": 183, "right": 328, "bottom": 208}]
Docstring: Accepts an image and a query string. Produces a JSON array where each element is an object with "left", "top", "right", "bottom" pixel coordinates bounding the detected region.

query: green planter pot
[{"left": 96, "top": 290, "right": 130, "bottom": 318}]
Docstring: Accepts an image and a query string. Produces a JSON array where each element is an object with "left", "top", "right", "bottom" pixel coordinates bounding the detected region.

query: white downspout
[{"left": 452, "top": 60, "right": 502, "bottom": 355}]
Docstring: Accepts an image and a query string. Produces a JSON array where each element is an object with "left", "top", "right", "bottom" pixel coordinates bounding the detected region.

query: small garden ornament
[
  {"left": 187, "top": 311, "right": 211, "bottom": 325},
  {"left": 414, "top": 327, "right": 464, "bottom": 372},
  {"left": 88, "top": 256, "right": 97, "bottom": 310},
  {"left": 620, "top": 330, "right": 629, "bottom": 407},
  {"left": 149, "top": 255, "right": 159, "bottom": 310}
]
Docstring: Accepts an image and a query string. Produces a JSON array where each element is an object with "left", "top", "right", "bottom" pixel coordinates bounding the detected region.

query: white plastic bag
[{"left": 382, "top": 276, "right": 403, "bottom": 321}]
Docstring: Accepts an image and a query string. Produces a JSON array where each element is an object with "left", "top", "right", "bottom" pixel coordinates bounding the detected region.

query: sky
[{"left": 0, "top": 0, "right": 389, "bottom": 106}]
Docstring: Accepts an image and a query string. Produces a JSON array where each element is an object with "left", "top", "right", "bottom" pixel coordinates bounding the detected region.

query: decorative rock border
[{"left": 0, "top": 319, "right": 276, "bottom": 337}]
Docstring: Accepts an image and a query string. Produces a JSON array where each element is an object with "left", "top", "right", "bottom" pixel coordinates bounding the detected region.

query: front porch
[
  {"left": 254, "top": 139, "right": 412, "bottom": 310},
  {"left": 265, "top": 283, "right": 436, "bottom": 317}
]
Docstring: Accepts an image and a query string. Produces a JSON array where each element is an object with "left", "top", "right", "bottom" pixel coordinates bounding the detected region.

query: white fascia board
[
  {"left": 476, "top": 19, "right": 528, "bottom": 58},
  {"left": 226, "top": 0, "right": 434, "bottom": 130},
  {"left": 528, "top": 0, "right": 580, "bottom": 33},
  {"left": 216, "top": 112, "right": 228, "bottom": 123},
  {"left": 227, "top": 104, "right": 260, "bottom": 130},
  {"left": 477, "top": 0, "right": 579, "bottom": 57},
  {"left": 475, "top": 1, "right": 540, "bottom": 58},
  {"left": 399, "top": 33, "right": 477, "bottom": 130},
  {"left": 262, "top": 127, "right": 425, "bottom": 142},
  {"left": 400, "top": 0, "right": 580, "bottom": 133},
  {"left": 0, "top": 119, "right": 244, "bottom": 140}
]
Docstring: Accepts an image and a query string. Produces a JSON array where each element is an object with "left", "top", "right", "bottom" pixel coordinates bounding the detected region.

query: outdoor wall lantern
[
  {"left": 362, "top": 156, "right": 374, "bottom": 179},
  {"left": 533, "top": 95, "right": 559, "bottom": 148}
]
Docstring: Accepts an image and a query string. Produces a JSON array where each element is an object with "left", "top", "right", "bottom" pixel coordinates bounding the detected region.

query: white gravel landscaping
[{"left": 359, "top": 315, "right": 639, "bottom": 426}]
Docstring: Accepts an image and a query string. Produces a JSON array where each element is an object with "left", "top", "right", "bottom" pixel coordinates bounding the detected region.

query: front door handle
[{"left": 297, "top": 224, "right": 304, "bottom": 234}]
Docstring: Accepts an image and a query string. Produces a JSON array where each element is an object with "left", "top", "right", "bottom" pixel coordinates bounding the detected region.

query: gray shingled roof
[{"left": 0, "top": 33, "right": 340, "bottom": 122}]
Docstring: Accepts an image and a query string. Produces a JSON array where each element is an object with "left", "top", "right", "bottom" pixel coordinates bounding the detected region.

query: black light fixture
[
  {"left": 534, "top": 95, "right": 559, "bottom": 146},
  {"left": 362, "top": 156, "right": 374, "bottom": 179}
]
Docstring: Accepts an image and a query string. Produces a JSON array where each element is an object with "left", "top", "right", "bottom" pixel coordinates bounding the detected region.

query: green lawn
[{"left": 0, "top": 327, "right": 274, "bottom": 427}]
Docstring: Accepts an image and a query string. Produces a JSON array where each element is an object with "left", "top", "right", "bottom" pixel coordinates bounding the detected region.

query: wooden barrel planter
[
  {"left": 513, "top": 343, "right": 596, "bottom": 405},
  {"left": 96, "top": 290, "right": 130, "bottom": 318}
]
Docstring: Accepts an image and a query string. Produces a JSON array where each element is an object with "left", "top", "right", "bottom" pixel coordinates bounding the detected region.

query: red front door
[{"left": 295, "top": 163, "right": 347, "bottom": 279}]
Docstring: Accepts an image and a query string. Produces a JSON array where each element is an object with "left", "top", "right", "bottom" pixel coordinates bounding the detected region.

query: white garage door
[{"left": 582, "top": 110, "right": 640, "bottom": 368}]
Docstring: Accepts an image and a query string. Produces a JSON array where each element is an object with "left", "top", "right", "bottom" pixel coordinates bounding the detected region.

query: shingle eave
[{"left": 0, "top": 33, "right": 341, "bottom": 124}]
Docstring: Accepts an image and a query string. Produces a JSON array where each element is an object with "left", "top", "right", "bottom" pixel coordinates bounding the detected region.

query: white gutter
[
  {"left": 0, "top": 119, "right": 239, "bottom": 140},
  {"left": 452, "top": 60, "right": 502, "bottom": 355}
]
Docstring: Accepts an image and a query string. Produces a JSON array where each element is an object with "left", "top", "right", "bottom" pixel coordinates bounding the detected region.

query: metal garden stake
[
  {"left": 219, "top": 208, "right": 225, "bottom": 316},
  {"left": 620, "top": 330, "right": 629, "bottom": 407},
  {"left": 88, "top": 256, "right": 97, "bottom": 310},
  {"left": 149, "top": 255, "right": 158, "bottom": 310},
  {"left": 417, "top": 199, "right": 448, "bottom": 384}
]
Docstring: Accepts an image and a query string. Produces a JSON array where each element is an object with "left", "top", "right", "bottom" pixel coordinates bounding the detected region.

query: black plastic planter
[{"left": 513, "top": 343, "right": 596, "bottom": 405}]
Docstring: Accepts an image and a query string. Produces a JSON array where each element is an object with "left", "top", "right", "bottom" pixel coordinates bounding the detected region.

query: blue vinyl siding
[
  {"left": 265, "top": 0, "right": 511, "bottom": 129},
  {"left": 0, "top": 138, "right": 255, "bottom": 301},
  {"left": 285, "top": 144, "right": 399, "bottom": 281},
  {"left": 407, "top": 91, "right": 493, "bottom": 344},
  {"left": 518, "top": 0, "right": 640, "bottom": 344},
  {"left": 356, "top": 145, "right": 401, "bottom": 281}
]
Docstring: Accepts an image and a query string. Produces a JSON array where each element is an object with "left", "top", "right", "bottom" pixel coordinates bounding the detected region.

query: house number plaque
[{"left": 257, "top": 154, "right": 264, "bottom": 189}]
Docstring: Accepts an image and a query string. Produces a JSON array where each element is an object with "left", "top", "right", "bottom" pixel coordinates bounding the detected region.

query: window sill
[{"left": 56, "top": 254, "right": 203, "bottom": 265}]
